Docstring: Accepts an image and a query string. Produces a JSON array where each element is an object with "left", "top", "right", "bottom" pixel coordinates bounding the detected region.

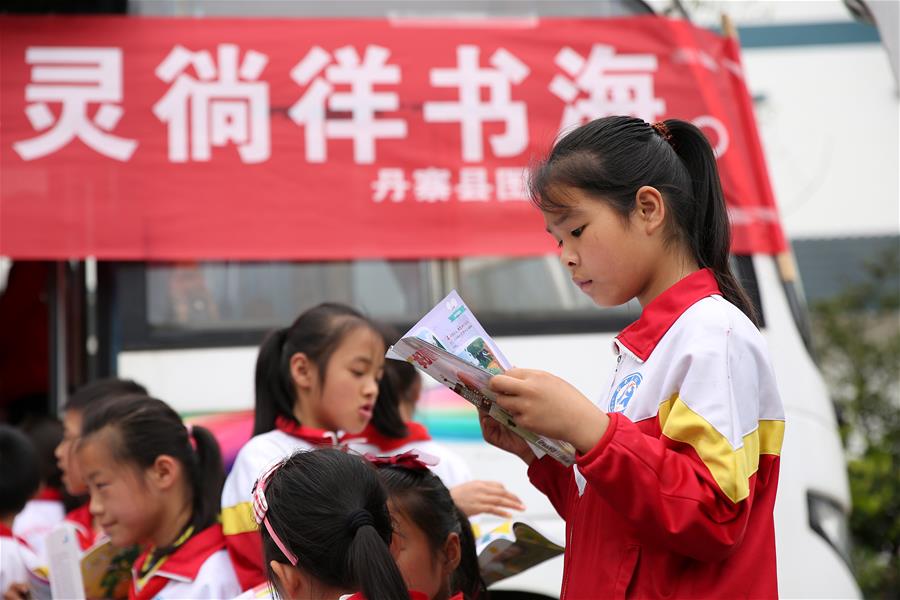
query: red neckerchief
[
  {"left": 343, "top": 421, "right": 432, "bottom": 452},
  {"left": 129, "top": 524, "right": 226, "bottom": 600},
  {"left": 274, "top": 415, "right": 339, "bottom": 446},
  {"left": 616, "top": 268, "right": 721, "bottom": 361},
  {"left": 343, "top": 591, "right": 431, "bottom": 600},
  {"left": 35, "top": 487, "right": 64, "bottom": 501},
  {"left": 65, "top": 504, "right": 96, "bottom": 550}
]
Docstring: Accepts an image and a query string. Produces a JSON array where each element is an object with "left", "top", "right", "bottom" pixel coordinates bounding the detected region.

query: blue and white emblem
[{"left": 608, "top": 373, "right": 643, "bottom": 413}]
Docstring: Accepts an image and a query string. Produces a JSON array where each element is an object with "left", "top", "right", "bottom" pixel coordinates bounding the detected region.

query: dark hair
[
  {"left": 378, "top": 465, "right": 486, "bottom": 600},
  {"left": 254, "top": 303, "right": 381, "bottom": 436},
  {"left": 370, "top": 323, "right": 412, "bottom": 439},
  {"left": 261, "top": 448, "right": 408, "bottom": 600},
  {"left": 79, "top": 395, "right": 225, "bottom": 534},
  {"left": 0, "top": 424, "right": 40, "bottom": 516},
  {"left": 19, "top": 415, "right": 64, "bottom": 492},
  {"left": 64, "top": 378, "right": 148, "bottom": 413},
  {"left": 530, "top": 116, "right": 758, "bottom": 325}
]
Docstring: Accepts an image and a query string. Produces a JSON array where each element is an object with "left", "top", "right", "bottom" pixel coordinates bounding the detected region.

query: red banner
[{"left": 0, "top": 15, "right": 786, "bottom": 260}]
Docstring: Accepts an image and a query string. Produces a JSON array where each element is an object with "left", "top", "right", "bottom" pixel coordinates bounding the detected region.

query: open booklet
[
  {"left": 387, "top": 290, "right": 576, "bottom": 466},
  {"left": 475, "top": 520, "right": 565, "bottom": 586},
  {"left": 28, "top": 522, "right": 137, "bottom": 600}
]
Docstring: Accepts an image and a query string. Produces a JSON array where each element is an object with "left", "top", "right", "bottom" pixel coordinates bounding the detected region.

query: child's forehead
[{"left": 338, "top": 325, "right": 385, "bottom": 354}]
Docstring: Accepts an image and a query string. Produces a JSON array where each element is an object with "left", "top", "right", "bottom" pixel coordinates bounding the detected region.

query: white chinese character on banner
[
  {"left": 550, "top": 45, "right": 665, "bottom": 133},
  {"left": 153, "top": 44, "right": 269, "bottom": 163},
  {"left": 424, "top": 46, "right": 529, "bottom": 163},
  {"left": 289, "top": 45, "right": 407, "bottom": 164},
  {"left": 412, "top": 168, "right": 452, "bottom": 203},
  {"left": 456, "top": 167, "right": 493, "bottom": 202},
  {"left": 13, "top": 47, "right": 137, "bottom": 162},
  {"left": 372, "top": 168, "right": 409, "bottom": 202},
  {"left": 495, "top": 167, "right": 529, "bottom": 201}
]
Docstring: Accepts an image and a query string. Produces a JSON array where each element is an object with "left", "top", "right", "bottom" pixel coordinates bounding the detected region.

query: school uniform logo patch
[{"left": 609, "top": 373, "right": 643, "bottom": 413}]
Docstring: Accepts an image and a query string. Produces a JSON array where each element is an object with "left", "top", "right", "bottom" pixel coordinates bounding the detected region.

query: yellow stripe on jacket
[
  {"left": 658, "top": 393, "right": 785, "bottom": 504},
  {"left": 222, "top": 502, "right": 258, "bottom": 536}
]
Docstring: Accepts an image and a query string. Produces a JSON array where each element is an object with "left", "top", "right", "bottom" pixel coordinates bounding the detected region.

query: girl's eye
[
  {"left": 571, "top": 225, "right": 586, "bottom": 238},
  {"left": 555, "top": 238, "right": 563, "bottom": 248}
]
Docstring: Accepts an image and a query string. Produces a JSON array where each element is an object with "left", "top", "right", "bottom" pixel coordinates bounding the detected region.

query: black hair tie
[{"left": 346, "top": 509, "right": 375, "bottom": 534}]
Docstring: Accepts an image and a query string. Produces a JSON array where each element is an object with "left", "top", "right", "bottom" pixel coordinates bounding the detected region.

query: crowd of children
[{"left": 0, "top": 116, "right": 783, "bottom": 600}]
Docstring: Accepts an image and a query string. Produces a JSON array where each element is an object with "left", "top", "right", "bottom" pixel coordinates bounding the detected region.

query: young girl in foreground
[
  {"left": 481, "top": 116, "right": 785, "bottom": 598},
  {"left": 253, "top": 448, "right": 409, "bottom": 600},
  {"left": 222, "top": 304, "right": 385, "bottom": 588},
  {"left": 78, "top": 395, "right": 240, "bottom": 599}
]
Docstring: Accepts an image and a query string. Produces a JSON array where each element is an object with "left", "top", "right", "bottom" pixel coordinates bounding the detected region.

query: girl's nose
[
  {"left": 560, "top": 246, "right": 578, "bottom": 268},
  {"left": 88, "top": 493, "right": 103, "bottom": 517}
]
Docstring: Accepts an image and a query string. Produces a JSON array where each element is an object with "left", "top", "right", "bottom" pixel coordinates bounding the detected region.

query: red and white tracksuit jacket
[
  {"left": 529, "top": 269, "right": 785, "bottom": 599},
  {"left": 220, "top": 417, "right": 338, "bottom": 590},
  {"left": 130, "top": 523, "right": 240, "bottom": 600}
]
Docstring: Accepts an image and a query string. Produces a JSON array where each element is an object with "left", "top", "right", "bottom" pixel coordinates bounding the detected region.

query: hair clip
[
  {"left": 365, "top": 450, "right": 440, "bottom": 471},
  {"left": 252, "top": 461, "right": 299, "bottom": 566},
  {"left": 651, "top": 121, "right": 674, "bottom": 147}
]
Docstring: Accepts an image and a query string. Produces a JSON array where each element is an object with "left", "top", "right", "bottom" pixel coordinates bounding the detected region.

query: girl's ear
[
  {"left": 442, "top": 531, "right": 462, "bottom": 573},
  {"left": 270, "top": 560, "right": 305, "bottom": 599},
  {"left": 148, "top": 455, "right": 181, "bottom": 492},
  {"left": 289, "top": 352, "right": 317, "bottom": 391},
  {"left": 634, "top": 185, "right": 666, "bottom": 235}
]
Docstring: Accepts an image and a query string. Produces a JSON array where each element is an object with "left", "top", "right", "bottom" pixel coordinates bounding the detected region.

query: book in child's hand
[
  {"left": 476, "top": 520, "right": 565, "bottom": 586},
  {"left": 29, "top": 523, "right": 137, "bottom": 600},
  {"left": 387, "top": 290, "right": 576, "bottom": 466}
]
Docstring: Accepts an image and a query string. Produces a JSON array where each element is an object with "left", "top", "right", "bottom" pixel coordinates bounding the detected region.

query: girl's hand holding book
[{"left": 489, "top": 369, "right": 610, "bottom": 455}]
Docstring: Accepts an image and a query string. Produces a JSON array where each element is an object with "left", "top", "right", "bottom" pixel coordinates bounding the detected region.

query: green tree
[{"left": 811, "top": 247, "right": 900, "bottom": 598}]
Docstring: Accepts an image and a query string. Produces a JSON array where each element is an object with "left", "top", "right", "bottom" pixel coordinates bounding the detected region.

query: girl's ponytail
[
  {"left": 253, "top": 327, "right": 293, "bottom": 436},
  {"left": 347, "top": 518, "right": 409, "bottom": 600},
  {"left": 665, "top": 119, "right": 759, "bottom": 326},
  {"left": 187, "top": 425, "right": 225, "bottom": 531}
]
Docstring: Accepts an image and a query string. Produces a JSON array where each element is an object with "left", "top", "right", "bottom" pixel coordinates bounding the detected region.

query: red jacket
[{"left": 529, "top": 270, "right": 784, "bottom": 599}]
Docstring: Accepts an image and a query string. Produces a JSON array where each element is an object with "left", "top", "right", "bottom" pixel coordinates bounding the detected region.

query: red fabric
[
  {"left": 130, "top": 524, "right": 227, "bottom": 600},
  {"left": 616, "top": 268, "right": 720, "bottom": 361},
  {"left": 341, "top": 421, "right": 432, "bottom": 452},
  {"left": 344, "top": 591, "right": 430, "bottom": 600},
  {"left": 225, "top": 530, "right": 265, "bottom": 591},
  {"left": 0, "top": 16, "right": 785, "bottom": 260},
  {"left": 528, "top": 412, "right": 780, "bottom": 599},
  {"left": 35, "top": 487, "right": 63, "bottom": 502},
  {"left": 274, "top": 415, "right": 339, "bottom": 446},
  {"left": 65, "top": 504, "right": 97, "bottom": 550}
]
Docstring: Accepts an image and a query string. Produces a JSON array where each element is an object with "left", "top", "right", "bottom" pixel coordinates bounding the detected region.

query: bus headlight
[{"left": 807, "top": 491, "right": 853, "bottom": 569}]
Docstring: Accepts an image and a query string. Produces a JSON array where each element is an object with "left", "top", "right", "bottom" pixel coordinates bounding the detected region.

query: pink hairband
[{"left": 252, "top": 461, "right": 299, "bottom": 566}]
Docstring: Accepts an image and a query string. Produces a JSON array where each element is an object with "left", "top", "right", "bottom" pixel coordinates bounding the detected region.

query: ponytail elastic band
[
  {"left": 651, "top": 121, "right": 674, "bottom": 147},
  {"left": 346, "top": 509, "right": 375, "bottom": 535},
  {"left": 252, "top": 461, "right": 299, "bottom": 566}
]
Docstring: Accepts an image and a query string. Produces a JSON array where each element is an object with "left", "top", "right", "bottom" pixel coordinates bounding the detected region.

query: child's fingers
[
  {"left": 473, "top": 481, "right": 526, "bottom": 510},
  {"left": 482, "top": 506, "right": 514, "bottom": 519},
  {"left": 489, "top": 374, "right": 528, "bottom": 396}
]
